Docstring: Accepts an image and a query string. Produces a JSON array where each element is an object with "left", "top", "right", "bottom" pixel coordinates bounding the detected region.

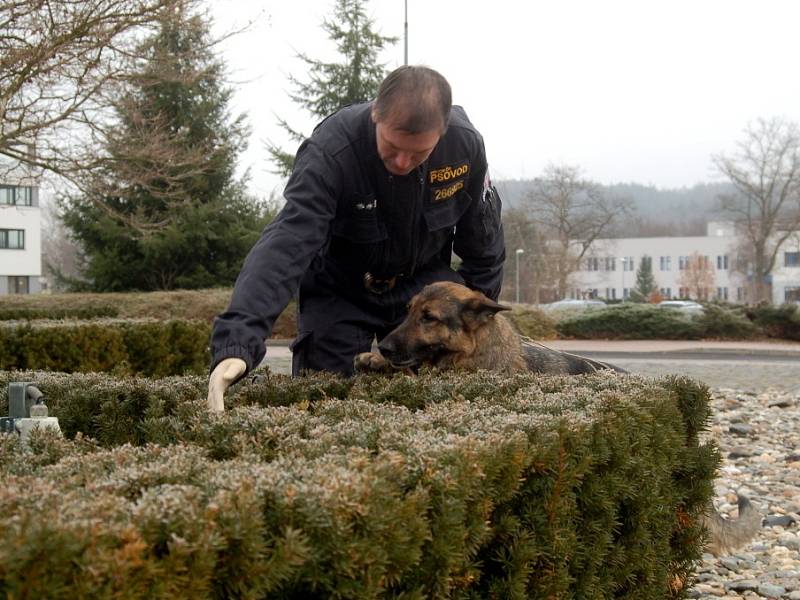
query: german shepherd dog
[
  {"left": 354, "top": 281, "right": 761, "bottom": 555},
  {"left": 354, "top": 281, "right": 625, "bottom": 375}
]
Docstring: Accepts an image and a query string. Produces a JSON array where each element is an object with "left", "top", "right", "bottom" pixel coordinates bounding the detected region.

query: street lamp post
[
  {"left": 515, "top": 248, "right": 524, "bottom": 304},
  {"left": 620, "top": 257, "right": 626, "bottom": 301},
  {"left": 403, "top": 0, "right": 408, "bottom": 65}
]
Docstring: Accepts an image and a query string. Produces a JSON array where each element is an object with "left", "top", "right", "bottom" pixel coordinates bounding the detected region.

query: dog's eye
[{"left": 420, "top": 311, "right": 439, "bottom": 324}]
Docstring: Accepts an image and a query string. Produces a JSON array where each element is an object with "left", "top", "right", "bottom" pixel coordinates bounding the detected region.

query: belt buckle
[{"left": 364, "top": 272, "right": 397, "bottom": 294}]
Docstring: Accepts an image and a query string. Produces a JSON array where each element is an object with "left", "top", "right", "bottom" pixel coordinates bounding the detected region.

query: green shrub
[
  {"left": 0, "top": 289, "right": 298, "bottom": 338},
  {"left": 507, "top": 305, "right": 558, "bottom": 339},
  {"left": 0, "top": 319, "right": 209, "bottom": 376},
  {"left": 556, "top": 304, "right": 705, "bottom": 340},
  {"left": 696, "top": 304, "right": 759, "bottom": 339},
  {"left": 0, "top": 369, "right": 715, "bottom": 598},
  {"left": 0, "top": 306, "right": 119, "bottom": 320},
  {"left": 747, "top": 303, "right": 800, "bottom": 340}
]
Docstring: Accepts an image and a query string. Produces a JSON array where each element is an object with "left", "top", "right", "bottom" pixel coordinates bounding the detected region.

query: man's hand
[{"left": 207, "top": 358, "right": 246, "bottom": 412}]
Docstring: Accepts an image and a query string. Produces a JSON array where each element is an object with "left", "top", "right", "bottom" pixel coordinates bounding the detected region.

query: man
[{"left": 207, "top": 65, "right": 505, "bottom": 411}]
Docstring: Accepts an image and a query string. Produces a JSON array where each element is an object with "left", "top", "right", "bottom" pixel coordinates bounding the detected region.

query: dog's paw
[{"left": 354, "top": 351, "right": 389, "bottom": 373}]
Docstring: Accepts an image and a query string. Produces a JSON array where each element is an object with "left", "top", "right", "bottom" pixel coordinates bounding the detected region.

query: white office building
[
  {"left": 569, "top": 222, "right": 800, "bottom": 305},
  {"left": 0, "top": 156, "right": 42, "bottom": 294}
]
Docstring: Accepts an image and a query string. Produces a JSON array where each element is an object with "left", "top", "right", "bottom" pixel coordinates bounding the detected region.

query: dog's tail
[
  {"left": 571, "top": 353, "right": 628, "bottom": 374},
  {"left": 701, "top": 494, "right": 762, "bottom": 556}
]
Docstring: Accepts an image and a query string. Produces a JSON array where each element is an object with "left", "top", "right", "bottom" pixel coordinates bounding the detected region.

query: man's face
[{"left": 373, "top": 111, "right": 441, "bottom": 176}]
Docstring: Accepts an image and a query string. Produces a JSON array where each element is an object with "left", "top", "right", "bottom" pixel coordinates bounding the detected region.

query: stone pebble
[{"left": 689, "top": 386, "right": 800, "bottom": 598}]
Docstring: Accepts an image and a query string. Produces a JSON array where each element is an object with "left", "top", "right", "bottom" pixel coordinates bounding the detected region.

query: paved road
[{"left": 262, "top": 339, "right": 800, "bottom": 393}]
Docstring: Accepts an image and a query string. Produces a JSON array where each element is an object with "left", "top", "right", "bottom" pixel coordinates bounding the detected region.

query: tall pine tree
[
  {"left": 267, "top": 0, "right": 397, "bottom": 176},
  {"left": 630, "top": 255, "right": 658, "bottom": 302},
  {"left": 60, "top": 1, "right": 272, "bottom": 291}
]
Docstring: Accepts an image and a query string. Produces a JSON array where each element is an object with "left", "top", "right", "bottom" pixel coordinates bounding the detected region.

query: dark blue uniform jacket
[{"left": 210, "top": 102, "right": 505, "bottom": 374}]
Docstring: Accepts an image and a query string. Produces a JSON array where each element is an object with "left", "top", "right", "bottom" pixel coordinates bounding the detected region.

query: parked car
[
  {"left": 657, "top": 300, "right": 705, "bottom": 315},
  {"left": 542, "top": 299, "right": 608, "bottom": 312}
]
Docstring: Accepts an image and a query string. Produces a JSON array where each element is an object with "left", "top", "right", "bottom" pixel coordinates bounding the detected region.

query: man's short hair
[{"left": 373, "top": 65, "right": 452, "bottom": 134}]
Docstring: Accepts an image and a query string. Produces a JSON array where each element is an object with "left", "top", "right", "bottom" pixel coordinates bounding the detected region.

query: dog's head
[{"left": 377, "top": 281, "right": 510, "bottom": 369}]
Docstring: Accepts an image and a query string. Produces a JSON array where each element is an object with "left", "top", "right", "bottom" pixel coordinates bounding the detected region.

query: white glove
[{"left": 207, "top": 358, "right": 246, "bottom": 412}]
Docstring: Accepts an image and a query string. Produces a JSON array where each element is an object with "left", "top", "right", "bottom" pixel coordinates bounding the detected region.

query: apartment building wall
[
  {"left": 569, "top": 223, "right": 747, "bottom": 302},
  {"left": 0, "top": 169, "right": 42, "bottom": 294},
  {"left": 772, "top": 231, "right": 800, "bottom": 304}
]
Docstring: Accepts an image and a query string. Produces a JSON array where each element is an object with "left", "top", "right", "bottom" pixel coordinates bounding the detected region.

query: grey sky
[{"left": 210, "top": 0, "right": 800, "bottom": 198}]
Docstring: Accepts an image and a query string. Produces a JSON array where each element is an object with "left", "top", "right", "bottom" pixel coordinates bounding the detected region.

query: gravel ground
[
  {"left": 604, "top": 357, "right": 799, "bottom": 394},
  {"left": 688, "top": 385, "right": 800, "bottom": 599}
]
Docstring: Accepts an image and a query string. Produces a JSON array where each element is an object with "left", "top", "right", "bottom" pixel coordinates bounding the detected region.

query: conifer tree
[
  {"left": 630, "top": 255, "right": 658, "bottom": 302},
  {"left": 60, "top": 2, "right": 273, "bottom": 291},
  {"left": 267, "top": 0, "right": 397, "bottom": 176}
]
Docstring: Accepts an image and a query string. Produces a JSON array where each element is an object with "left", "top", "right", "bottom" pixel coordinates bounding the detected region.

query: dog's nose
[{"left": 378, "top": 337, "right": 396, "bottom": 359}]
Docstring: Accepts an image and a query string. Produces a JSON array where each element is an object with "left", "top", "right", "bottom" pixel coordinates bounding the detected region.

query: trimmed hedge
[
  {"left": 0, "top": 289, "right": 298, "bottom": 338},
  {"left": 0, "top": 319, "right": 210, "bottom": 376},
  {"left": 556, "top": 304, "right": 705, "bottom": 340},
  {"left": 747, "top": 303, "right": 800, "bottom": 341},
  {"left": 0, "top": 369, "right": 716, "bottom": 598},
  {"left": 555, "top": 303, "right": 767, "bottom": 340},
  {"left": 0, "top": 306, "right": 119, "bottom": 320},
  {"left": 507, "top": 305, "right": 558, "bottom": 340},
  {"left": 695, "top": 304, "right": 759, "bottom": 339}
]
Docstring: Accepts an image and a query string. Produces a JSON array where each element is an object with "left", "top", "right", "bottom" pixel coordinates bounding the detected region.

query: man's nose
[{"left": 393, "top": 153, "right": 413, "bottom": 171}]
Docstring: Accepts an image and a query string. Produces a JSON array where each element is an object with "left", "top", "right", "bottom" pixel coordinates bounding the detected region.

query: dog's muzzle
[{"left": 363, "top": 272, "right": 398, "bottom": 294}]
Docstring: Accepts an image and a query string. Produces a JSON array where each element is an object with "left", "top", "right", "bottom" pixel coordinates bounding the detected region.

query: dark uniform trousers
[{"left": 290, "top": 264, "right": 464, "bottom": 376}]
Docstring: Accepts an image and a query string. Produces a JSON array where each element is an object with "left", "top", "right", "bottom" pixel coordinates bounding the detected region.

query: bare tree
[
  {"left": 714, "top": 117, "right": 800, "bottom": 303},
  {"left": 501, "top": 207, "right": 559, "bottom": 304},
  {"left": 0, "top": 0, "right": 182, "bottom": 180},
  {"left": 676, "top": 252, "right": 716, "bottom": 300},
  {"left": 524, "top": 164, "right": 632, "bottom": 299}
]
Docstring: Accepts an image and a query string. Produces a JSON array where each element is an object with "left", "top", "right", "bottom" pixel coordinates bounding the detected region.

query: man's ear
[{"left": 461, "top": 293, "right": 511, "bottom": 330}]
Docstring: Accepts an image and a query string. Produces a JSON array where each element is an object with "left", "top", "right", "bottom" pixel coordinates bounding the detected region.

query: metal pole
[
  {"left": 404, "top": 0, "right": 408, "bottom": 65},
  {"left": 515, "top": 248, "right": 524, "bottom": 303},
  {"left": 620, "top": 257, "right": 625, "bottom": 301}
]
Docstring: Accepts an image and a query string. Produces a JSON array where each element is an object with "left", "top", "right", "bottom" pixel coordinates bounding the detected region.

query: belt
[{"left": 363, "top": 272, "right": 399, "bottom": 294}]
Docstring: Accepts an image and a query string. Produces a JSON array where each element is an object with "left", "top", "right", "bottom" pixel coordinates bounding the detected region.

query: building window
[
  {"left": 660, "top": 287, "right": 672, "bottom": 298},
  {"left": 786, "top": 252, "right": 800, "bottom": 268},
  {"left": 0, "top": 186, "right": 33, "bottom": 206},
  {"left": 785, "top": 287, "right": 800, "bottom": 302},
  {"left": 737, "top": 287, "right": 746, "bottom": 302},
  {"left": 716, "top": 255, "right": 729, "bottom": 270},
  {"left": 605, "top": 257, "right": 616, "bottom": 271},
  {"left": 0, "top": 229, "right": 25, "bottom": 249},
  {"left": 605, "top": 287, "right": 617, "bottom": 299},
  {"left": 9, "top": 276, "right": 29, "bottom": 294},
  {"left": 716, "top": 287, "right": 729, "bottom": 301},
  {"left": 623, "top": 287, "right": 630, "bottom": 299},
  {"left": 659, "top": 256, "right": 671, "bottom": 271},
  {"left": 678, "top": 256, "right": 688, "bottom": 270},
  {"left": 586, "top": 257, "right": 600, "bottom": 271}
]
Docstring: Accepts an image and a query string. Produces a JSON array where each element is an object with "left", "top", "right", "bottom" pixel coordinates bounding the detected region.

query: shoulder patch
[
  {"left": 431, "top": 180, "right": 465, "bottom": 203},
  {"left": 429, "top": 160, "right": 470, "bottom": 184}
]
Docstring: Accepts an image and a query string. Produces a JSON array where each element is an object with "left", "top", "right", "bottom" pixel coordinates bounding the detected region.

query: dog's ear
[{"left": 461, "top": 294, "right": 511, "bottom": 330}]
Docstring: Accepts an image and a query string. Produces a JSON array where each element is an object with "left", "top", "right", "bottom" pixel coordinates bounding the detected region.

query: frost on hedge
[{"left": 0, "top": 368, "right": 715, "bottom": 598}]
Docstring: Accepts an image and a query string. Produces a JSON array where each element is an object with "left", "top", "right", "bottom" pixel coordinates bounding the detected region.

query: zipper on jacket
[{"left": 406, "top": 168, "right": 425, "bottom": 278}]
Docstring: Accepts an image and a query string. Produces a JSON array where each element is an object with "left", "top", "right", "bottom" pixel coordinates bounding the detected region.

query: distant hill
[{"left": 494, "top": 179, "right": 735, "bottom": 237}]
